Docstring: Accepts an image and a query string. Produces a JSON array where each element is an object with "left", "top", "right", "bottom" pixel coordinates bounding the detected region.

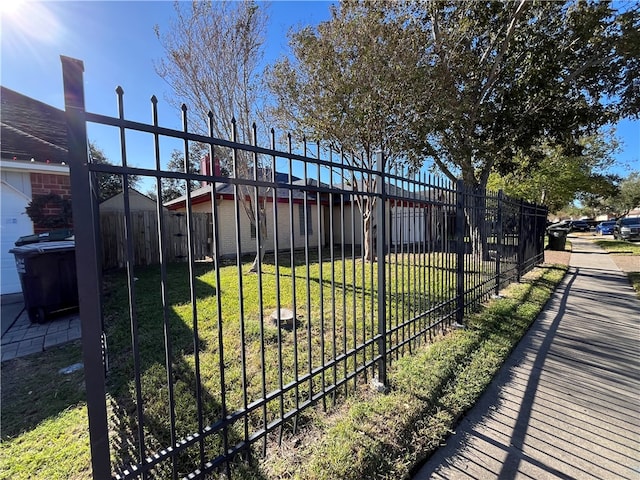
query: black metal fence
[{"left": 62, "top": 57, "right": 547, "bottom": 479}]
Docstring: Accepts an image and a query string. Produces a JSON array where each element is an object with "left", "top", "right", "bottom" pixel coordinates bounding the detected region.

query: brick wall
[
  {"left": 30, "top": 172, "right": 71, "bottom": 197},
  {"left": 29, "top": 172, "right": 72, "bottom": 233}
]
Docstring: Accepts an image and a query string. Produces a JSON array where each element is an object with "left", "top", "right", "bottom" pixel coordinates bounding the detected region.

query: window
[{"left": 299, "top": 203, "right": 313, "bottom": 236}]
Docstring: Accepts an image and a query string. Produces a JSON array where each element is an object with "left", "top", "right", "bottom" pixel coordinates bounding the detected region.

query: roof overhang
[{"left": 0, "top": 158, "right": 69, "bottom": 175}]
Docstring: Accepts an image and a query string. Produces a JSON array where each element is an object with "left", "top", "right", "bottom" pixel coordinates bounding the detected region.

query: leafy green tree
[
  {"left": 554, "top": 204, "right": 585, "bottom": 221},
  {"left": 617, "top": 173, "right": 640, "bottom": 215},
  {"left": 398, "top": 0, "right": 638, "bottom": 187},
  {"left": 90, "top": 141, "right": 139, "bottom": 202},
  {"left": 268, "top": 2, "right": 421, "bottom": 261},
  {"left": 601, "top": 172, "right": 640, "bottom": 217},
  {"left": 271, "top": 0, "right": 639, "bottom": 257},
  {"left": 488, "top": 133, "right": 620, "bottom": 213},
  {"left": 160, "top": 146, "right": 204, "bottom": 202}
]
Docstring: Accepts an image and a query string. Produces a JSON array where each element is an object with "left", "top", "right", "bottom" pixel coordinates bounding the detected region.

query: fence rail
[{"left": 62, "top": 56, "right": 547, "bottom": 480}]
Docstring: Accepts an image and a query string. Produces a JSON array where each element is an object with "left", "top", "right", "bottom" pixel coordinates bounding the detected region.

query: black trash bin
[
  {"left": 14, "top": 228, "right": 74, "bottom": 246},
  {"left": 9, "top": 241, "right": 78, "bottom": 323},
  {"left": 547, "top": 227, "right": 569, "bottom": 251}
]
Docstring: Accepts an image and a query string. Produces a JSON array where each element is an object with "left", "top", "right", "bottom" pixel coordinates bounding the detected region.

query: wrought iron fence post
[
  {"left": 61, "top": 56, "right": 111, "bottom": 479},
  {"left": 517, "top": 198, "right": 525, "bottom": 282},
  {"left": 495, "top": 190, "right": 503, "bottom": 295},
  {"left": 455, "top": 179, "right": 466, "bottom": 325},
  {"left": 376, "top": 151, "right": 387, "bottom": 389},
  {"left": 539, "top": 205, "right": 548, "bottom": 263}
]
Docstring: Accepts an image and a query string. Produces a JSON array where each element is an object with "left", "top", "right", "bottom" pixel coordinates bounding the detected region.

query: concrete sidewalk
[{"left": 413, "top": 237, "right": 640, "bottom": 480}]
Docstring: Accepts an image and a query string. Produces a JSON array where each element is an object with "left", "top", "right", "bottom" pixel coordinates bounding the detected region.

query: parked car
[
  {"left": 569, "top": 220, "right": 591, "bottom": 232},
  {"left": 548, "top": 220, "right": 571, "bottom": 230},
  {"left": 613, "top": 217, "right": 640, "bottom": 241},
  {"left": 595, "top": 220, "right": 616, "bottom": 235}
]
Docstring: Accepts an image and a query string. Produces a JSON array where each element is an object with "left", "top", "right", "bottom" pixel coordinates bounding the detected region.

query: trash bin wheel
[{"left": 28, "top": 307, "right": 47, "bottom": 324}]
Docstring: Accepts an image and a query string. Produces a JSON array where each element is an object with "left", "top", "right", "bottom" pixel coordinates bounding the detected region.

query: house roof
[
  {"left": 100, "top": 188, "right": 162, "bottom": 212},
  {"left": 333, "top": 180, "right": 449, "bottom": 205},
  {"left": 162, "top": 170, "right": 448, "bottom": 211},
  {"left": 163, "top": 170, "right": 327, "bottom": 210},
  {"left": 0, "top": 86, "right": 68, "bottom": 165}
]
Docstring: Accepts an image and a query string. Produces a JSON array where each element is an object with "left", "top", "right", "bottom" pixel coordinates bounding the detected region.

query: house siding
[
  {"left": 331, "top": 202, "right": 393, "bottom": 246},
  {"left": 181, "top": 198, "right": 325, "bottom": 257},
  {"left": 0, "top": 160, "right": 71, "bottom": 235}
]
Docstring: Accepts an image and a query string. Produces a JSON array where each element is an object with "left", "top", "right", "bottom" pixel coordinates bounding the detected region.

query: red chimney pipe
[{"left": 201, "top": 154, "right": 222, "bottom": 187}]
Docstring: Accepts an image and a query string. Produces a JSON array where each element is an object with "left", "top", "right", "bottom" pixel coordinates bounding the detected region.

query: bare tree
[{"left": 155, "top": 0, "right": 270, "bottom": 272}]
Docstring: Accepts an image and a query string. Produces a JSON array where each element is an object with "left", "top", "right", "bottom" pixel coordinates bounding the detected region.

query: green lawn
[
  {"left": 629, "top": 272, "right": 640, "bottom": 295},
  {"left": 0, "top": 251, "right": 526, "bottom": 479},
  {"left": 262, "top": 263, "right": 568, "bottom": 479},
  {"left": 2, "top": 252, "right": 461, "bottom": 478},
  {"left": 594, "top": 238, "right": 640, "bottom": 255},
  {"left": 0, "top": 343, "right": 90, "bottom": 480}
]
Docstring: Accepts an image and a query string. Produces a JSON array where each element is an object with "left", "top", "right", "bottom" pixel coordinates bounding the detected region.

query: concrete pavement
[
  {"left": 1, "top": 293, "right": 23, "bottom": 337},
  {"left": 1, "top": 294, "right": 81, "bottom": 362},
  {"left": 413, "top": 237, "right": 640, "bottom": 480}
]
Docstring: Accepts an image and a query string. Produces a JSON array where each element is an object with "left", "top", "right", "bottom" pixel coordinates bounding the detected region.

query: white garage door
[
  {"left": 391, "top": 207, "right": 426, "bottom": 245},
  {"left": 1, "top": 181, "right": 33, "bottom": 294}
]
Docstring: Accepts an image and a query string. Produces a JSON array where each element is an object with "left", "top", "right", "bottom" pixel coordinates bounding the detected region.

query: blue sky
[
  {"left": 0, "top": 1, "right": 334, "bottom": 114},
  {"left": 1, "top": 0, "right": 337, "bottom": 190},
  {"left": 1, "top": 0, "right": 638, "bottom": 186}
]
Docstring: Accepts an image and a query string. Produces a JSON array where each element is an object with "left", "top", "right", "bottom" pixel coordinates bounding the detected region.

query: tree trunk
[
  {"left": 248, "top": 243, "right": 265, "bottom": 273},
  {"left": 363, "top": 215, "right": 374, "bottom": 262},
  {"left": 464, "top": 185, "right": 491, "bottom": 261},
  {"left": 248, "top": 204, "right": 267, "bottom": 273},
  {"left": 467, "top": 216, "right": 490, "bottom": 260}
]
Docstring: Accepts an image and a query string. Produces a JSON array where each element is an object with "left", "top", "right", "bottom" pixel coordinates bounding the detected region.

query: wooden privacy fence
[{"left": 100, "top": 211, "right": 212, "bottom": 269}]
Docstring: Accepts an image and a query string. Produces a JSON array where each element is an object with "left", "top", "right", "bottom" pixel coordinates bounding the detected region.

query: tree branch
[
  {"left": 478, "top": 0, "right": 528, "bottom": 106},
  {"left": 561, "top": 53, "right": 617, "bottom": 87},
  {"left": 431, "top": 153, "right": 457, "bottom": 183}
]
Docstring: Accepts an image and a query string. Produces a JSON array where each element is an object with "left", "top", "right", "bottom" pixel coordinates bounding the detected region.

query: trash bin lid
[
  {"left": 9, "top": 240, "right": 75, "bottom": 256},
  {"left": 14, "top": 228, "right": 74, "bottom": 246}
]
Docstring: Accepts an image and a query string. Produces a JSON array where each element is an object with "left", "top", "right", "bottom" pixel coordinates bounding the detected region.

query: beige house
[
  {"left": 330, "top": 184, "right": 452, "bottom": 248},
  {"left": 164, "top": 174, "right": 328, "bottom": 258},
  {"left": 164, "top": 175, "right": 451, "bottom": 260}
]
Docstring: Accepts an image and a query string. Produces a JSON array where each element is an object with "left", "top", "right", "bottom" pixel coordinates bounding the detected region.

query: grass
[
  {"left": 593, "top": 238, "right": 640, "bottom": 255},
  {"left": 629, "top": 272, "right": 640, "bottom": 296},
  {"left": 1, "top": 342, "right": 85, "bottom": 438},
  {"left": 0, "top": 342, "right": 90, "bottom": 480},
  {"left": 0, "top": 250, "right": 546, "bottom": 479},
  {"left": 261, "top": 262, "right": 568, "bottom": 479}
]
